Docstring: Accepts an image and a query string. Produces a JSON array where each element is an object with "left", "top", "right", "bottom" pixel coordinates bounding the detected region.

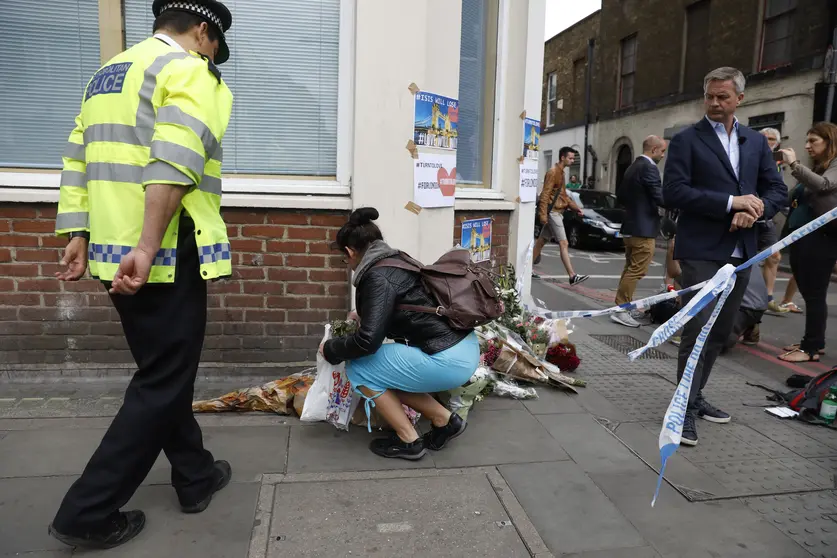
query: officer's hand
[
  {"left": 109, "top": 247, "right": 155, "bottom": 295},
  {"left": 55, "top": 237, "right": 88, "bottom": 281},
  {"left": 730, "top": 211, "right": 757, "bottom": 232}
]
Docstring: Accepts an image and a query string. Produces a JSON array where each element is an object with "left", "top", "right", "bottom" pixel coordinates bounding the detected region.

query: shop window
[
  {"left": 0, "top": 0, "right": 101, "bottom": 169},
  {"left": 124, "top": 0, "right": 340, "bottom": 176}
]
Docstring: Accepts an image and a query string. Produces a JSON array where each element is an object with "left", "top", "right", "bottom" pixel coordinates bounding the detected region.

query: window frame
[
  {"left": 0, "top": 0, "right": 356, "bottom": 199},
  {"left": 758, "top": 0, "right": 796, "bottom": 71},
  {"left": 619, "top": 34, "right": 637, "bottom": 109},
  {"left": 546, "top": 71, "right": 557, "bottom": 128}
]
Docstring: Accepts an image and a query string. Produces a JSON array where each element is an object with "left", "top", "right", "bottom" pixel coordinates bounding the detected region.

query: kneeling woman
[{"left": 320, "top": 208, "right": 480, "bottom": 460}]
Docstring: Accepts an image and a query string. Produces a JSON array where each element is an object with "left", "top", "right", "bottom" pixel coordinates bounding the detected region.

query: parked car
[{"left": 563, "top": 189, "right": 625, "bottom": 248}]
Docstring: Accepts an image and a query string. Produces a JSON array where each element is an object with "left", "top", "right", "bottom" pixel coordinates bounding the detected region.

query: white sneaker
[{"left": 611, "top": 311, "right": 641, "bottom": 328}]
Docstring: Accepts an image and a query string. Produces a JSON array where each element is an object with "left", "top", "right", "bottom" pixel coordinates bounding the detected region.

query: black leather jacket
[{"left": 323, "top": 245, "right": 469, "bottom": 365}]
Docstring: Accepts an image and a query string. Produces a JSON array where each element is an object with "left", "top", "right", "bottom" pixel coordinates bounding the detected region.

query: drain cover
[{"left": 590, "top": 334, "right": 672, "bottom": 359}]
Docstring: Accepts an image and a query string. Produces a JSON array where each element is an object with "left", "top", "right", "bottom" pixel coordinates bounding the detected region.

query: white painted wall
[{"left": 539, "top": 125, "right": 586, "bottom": 186}]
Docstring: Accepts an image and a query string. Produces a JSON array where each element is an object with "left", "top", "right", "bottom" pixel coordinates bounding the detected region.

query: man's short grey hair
[
  {"left": 760, "top": 127, "right": 781, "bottom": 145},
  {"left": 703, "top": 67, "right": 746, "bottom": 95}
]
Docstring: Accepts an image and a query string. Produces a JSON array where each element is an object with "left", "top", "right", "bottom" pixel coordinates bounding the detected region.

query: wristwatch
[{"left": 68, "top": 231, "right": 90, "bottom": 242}]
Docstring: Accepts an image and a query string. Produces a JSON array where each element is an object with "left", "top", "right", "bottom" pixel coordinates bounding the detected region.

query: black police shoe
[
  {"left": 369, "top": 433, "right": 427, "bottom": 460},
  {"left": 181, "top": 460, "right": 232, "bottom": 514},
  {"left": 695, "top": 395, "right": 731, "bottom": 424},
  {"left": 681, "top": 411, "right": 698, "bottom": 447},
  {"left": 423, "top": 413, "right": 468, "bottom": 451},
  {"left": 49, "top": 510, "right": 146, "bottom": 550}
]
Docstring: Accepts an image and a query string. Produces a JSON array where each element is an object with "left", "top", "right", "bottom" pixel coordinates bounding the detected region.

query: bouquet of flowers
[
  {"left": 330, "top": 318, "right": 359, "bottom": 338},
  {"left": 546, "top": 342, "right": 581, "bottom": 372}
]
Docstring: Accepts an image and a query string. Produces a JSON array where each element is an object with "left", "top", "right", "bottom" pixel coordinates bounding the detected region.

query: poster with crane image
[
  {"left": 522, "top": 117, "right": 540, "bottom": 160},
  {"left": 461, "top": 218, "right": 492, "bottom": 263},
  {"left": 414, "top": 91, "right": 459, "bottom": 150},
  {"left": 519, "top": 117, "right": 541, "bottom": 203}
]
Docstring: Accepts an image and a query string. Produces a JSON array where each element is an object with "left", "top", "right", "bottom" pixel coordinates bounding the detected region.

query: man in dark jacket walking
[{"left": 612, "top": 135, "right": 667, "bottom": 327}]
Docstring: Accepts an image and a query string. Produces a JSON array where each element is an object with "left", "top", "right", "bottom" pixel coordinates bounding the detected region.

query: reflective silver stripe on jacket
[
  {"left": 86, "top": 162, "right": 144, "bottom": 183},
  {"left": 150, "top": 140, "right": 204, "bottom": 178},
  {"left": 84, "top": 123, "right": 143, "bottom": 146},
  {"left": 60, "top": 170, "right": 87, "bottom": 188},
  {"left": 56, "top": 211, "right": 89, "bottom": 230},
  {"left": 142, "top": 160, "right": 192, "bottom": 185},
  {"left": 63, "top": 142, "right": 85, "bottom": 161},
  {"left": 135, "top": 51, "right": 191, "bottom": 145},
  {"left": 156, "top": 105, "right": 222, "bottom": 160},
  {"left": 198, "top": 175, "right": 222, "bottom": 195}
]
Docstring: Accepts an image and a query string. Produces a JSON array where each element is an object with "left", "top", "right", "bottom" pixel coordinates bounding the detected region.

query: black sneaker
[
  {"left": 424, "top": 413, "right": 468, "bottom": 451},
  {"left": 181, "top": 460, "right": 232, "bottom": 514},
  {"left": 681, "top": 412, "right": 698, "bottom": 446},
  {"left": 49, "top": 510, "right": 146, "bottom": 550},
  {"left": 369, "top": 433, "right": 427, "bottom": 460},
  {"left": 569, "top": 274, "right": 589, "bottom": 286},
  {"left": 695, "top": 395, "right": 731, "bottom": 424}
]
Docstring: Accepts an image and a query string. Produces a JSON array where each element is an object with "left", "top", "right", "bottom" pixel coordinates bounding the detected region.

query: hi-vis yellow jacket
[{"left": 56, "top": 37, "right": 234, "bottom": 283}]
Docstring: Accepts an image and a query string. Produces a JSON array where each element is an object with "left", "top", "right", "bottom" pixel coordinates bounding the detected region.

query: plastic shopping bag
[
  {"left": 325, "top": 363, "right": 359, "bottom": 431},
  {"left": 299, "top": 326, "right": 334, "bottom": 422}
]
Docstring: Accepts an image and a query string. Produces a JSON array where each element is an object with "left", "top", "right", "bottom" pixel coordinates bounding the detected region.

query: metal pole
[
  {"left": 826, "top": 28, "right": 837, "bottom": 122},
  {"left": 582, "top": 38, "right": 595, "bottom": 185}
]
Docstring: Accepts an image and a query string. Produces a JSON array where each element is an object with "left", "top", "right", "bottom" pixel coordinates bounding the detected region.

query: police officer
[{"left": 50, "top": 0, "right": 234, "bottom": 549}]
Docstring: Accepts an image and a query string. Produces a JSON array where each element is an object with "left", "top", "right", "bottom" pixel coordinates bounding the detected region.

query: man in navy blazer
[{"left": 663, "top": 67, "right": 787, "bottom": 447}]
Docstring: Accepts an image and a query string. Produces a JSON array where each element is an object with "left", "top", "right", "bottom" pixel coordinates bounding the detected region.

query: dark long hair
[
  {"left": 332, "top": 207, "right": 383, "bottom": 255},
  {"left": 808, "top": 122, "right": 837, "bottom": 174}
]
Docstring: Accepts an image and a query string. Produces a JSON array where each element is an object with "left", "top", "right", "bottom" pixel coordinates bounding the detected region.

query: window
[
  {"left": 546, "top": 72, "right": 558, "bottom": 128},
  {"left": 572, "top": 58, "right": 586, "bottom": 121},
  {"left": 760, "top": 0, "right": 796, "bottom": 69},
  {"left": 684, "top": 0, "right": 711, "bottom": 91},
  {"left": 543, "top": 150, "right": 553, "bottom": 169},
  {"left": 0, "top": 0, "right": 101, "bottom": 169},
  {"left": 749, "top": 112, "right": 785, "bottom": 134},
  {"left": 619, "top": 35, "right": 637, "bottom": 109},
  {"left": 457, "top": 0, "right": 499, "bottom": 188},
  {"left": 124, "top": 0, "right": 340, "bottom": 176}
]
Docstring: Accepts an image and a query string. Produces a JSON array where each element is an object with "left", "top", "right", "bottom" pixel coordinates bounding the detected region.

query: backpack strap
[{"left": 373, "top": 256, "right": 440, "bottom": 315}]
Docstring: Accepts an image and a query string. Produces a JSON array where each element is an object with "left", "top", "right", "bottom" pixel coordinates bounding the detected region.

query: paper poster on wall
[
  {"left": 461, "top": 218, "right": 492, "bottom": 263},
  {"left": 414, "top": 151, "right": 456, "bottom": 208},
  {"left": 522, "top": 118, "right": 540, "bottom": 160},
  {"left": 519, "top": 158, "right": 539, "bottom": 203},
  {"left": 414, "top": 91, "right": 459, "bottom": 150}
]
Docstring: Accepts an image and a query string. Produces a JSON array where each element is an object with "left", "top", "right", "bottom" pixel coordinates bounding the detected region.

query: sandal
[
  {"left": 778, "top": 349, "right": 820, "bottom": 363},
  {"left": 779, "top": 302, "right": 803, "bottom": 314},
  {"left": 782, "top": 343, "right": 825, "bottom": 355}
]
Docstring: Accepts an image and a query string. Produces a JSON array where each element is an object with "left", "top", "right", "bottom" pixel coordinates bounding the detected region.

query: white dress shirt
[
  {"left": 154, "top": 33, "right": 184, "bottom": 51},
  {"left": 706, "top": 115, "right": 743, "bottom": 257}
]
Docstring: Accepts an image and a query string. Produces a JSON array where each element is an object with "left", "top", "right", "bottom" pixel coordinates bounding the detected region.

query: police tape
[{"left": 522, "top": 204, "right": 837, "bottom": 507}]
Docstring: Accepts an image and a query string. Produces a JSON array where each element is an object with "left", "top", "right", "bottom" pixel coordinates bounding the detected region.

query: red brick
[
  {"left": 207, "top": 294, "right": 222, "bottom": 308},
  {"left": 229, "top": 239, "right": 263, "bottom": 253},
  {"left": 88, "top": 293, "right": 111, "bottom": 307},
  {"left": 0, "top": 249, "right": 11, "bottom": 263},
  {"left": 39, "top": 263, "right": 64, "bottom": 277},
  {"left": 241, "top": 225, "right": 286, "bottom": 239},
  {"left": 326, "top": 228, "right": 337, "bottom": 242},
  {"left": 310, "top": 269, "right": 347, "bottom": 282},
  {"left": 226, "top": 224, "right": 240, "bottom": 238},
  {"left": 308, "top": 242, "right": 335, "bottom": 255},
  {"left": 225, "top": 294, "right": 265, "bottom": 308},
  {"left": 287, "top": 227, "right": 328, "bottom": 241},
  {"left": 309, "top": 296, "right": 346, "bottom": 310},
  {"left": 262, "top": 254, "right": 284, "bottom": 266},
  {"left": 0, "top": 235, "right": 39, "bottom": 247},
  {"left": 17, "top": 279, "right": 60, "bottom": 292},
  {"left": 0, "top": 293, "right": 41, "bottom": 306},
  {"left": 243, "top": 282, "right": 285, "bottom": 295},
  {"left": 207, "top": 281, "right": 241, "bottom": 294},
  {"left": 310, "top": 214, "right": 347, "bottom": 227},
  {"left": 287, "top": 282, "right": 325, "bottom": 295},
  {"left": 326, "top": 256, "right": 346, "bottom": 268},
  {"left": 208, "top": 308, "right": 244, "bottom": 321},
  {"left": 43, "top": 292, "right": 86, "bottom": 306},
  {"left": 0, "top": 307, "right": 17, "bottom": 320},
  {"left": 40, "top": 236, "right": 67, "bottom": 248},
  {"left": 246, "top": 309, "right": 287, "bottom": 322},
  {"left": 222, "top": 210, "right": 265, "bottom": 224},
  {"left": 267, "top": 213, "right": 308, "bottom": 225},
  {"left": 0, "top": 278, "right": 14, "bottom": 292},
  {"left": 14, "top": 249, "right": 59, "bottom": 263},
  {"left": 287, "top": 309, "right": 327, "bottom": 323},
  {"left": 62, "top": 280, "right": 99, "bottom": 292},
  {"left": 265, "top": 323, "right": 307, "bottom": 336},
  {"left": 13, "top": 220, "right": 55, "bottom": 233},
  {"left": 234, "top": 267, "right": 265, "bottom": 280},
  {"left": 0, "top": 206, "right": 37, "bottom": 218},
  {"left": 266, "top": 295, "right": 308, "bottom": 309},
  {"left": 327, "top": 283, "right": 350, "bottom": 297},
  {"left": 268, "top": 268, "right": 307, "bottom": 281},
  {"left": 265, "top": 240, "right": 306, "bottom": 253},
  {"left": 286, "top": 255, "right": 325, "bottom": 268},
  {"left": 0, "top": 263, "right": 38, "bottom": 277},
  {"left": 38, "top": 207, "right": 57, "bottom": 219},
  {"left": 0, "top": 220, "right": 10, "bottom": 233}
]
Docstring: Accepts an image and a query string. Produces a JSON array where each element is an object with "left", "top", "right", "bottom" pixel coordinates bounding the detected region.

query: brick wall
[
  {"left": 452, "top": 211, "right": 510, "bottom": 269},
  {"left": 0, "top": 203, "right": 350, "bottom": 378}
]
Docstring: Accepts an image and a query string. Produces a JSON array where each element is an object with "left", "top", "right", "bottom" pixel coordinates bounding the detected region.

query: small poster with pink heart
[{"left": 413, "top": 151, "right": 456, "bottom": 208}]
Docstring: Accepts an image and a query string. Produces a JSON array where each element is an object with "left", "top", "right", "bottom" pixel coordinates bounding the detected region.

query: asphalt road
[{"left": 532, "top": 243, "right": 837, "bottom": 387}]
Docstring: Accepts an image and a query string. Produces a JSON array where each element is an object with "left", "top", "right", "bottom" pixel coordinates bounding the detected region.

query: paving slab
[
  {"left": 522, "top": 387, "right": 586, "bottom": 415},
  {"left": 0, "top": 476, "right": 76, "bottom": 555},
  {"left": 267, "top": 473, "right": 530, "bottom": 557},
  {"left": 536, "top": 413, "right": 648, "bottom": 474},
  {"left": 744, "top": 491, "right": 837, "bottom": 558},
  {"left": 586, "top": 374, "right": 673, "bottom": 422},
  {"left": 561, "top": 547, "right": 662, "bottom": 558},
  {"left": 748, "top": 419, "right": 837, "bottom": 458},
  {"left": 693, "top": 458, "right": 818, "bottom": 496},
  {"left": 569, "top": 385, "right": 632, "bottom": 422},
  {"left": 589, "top": 469, "right": 812, "bottom": 558},
  {"left": 500, "top": 461, "right": 646, "bottom": 555},
  {"left": 286, "top": 423, "right": 437, "bottom": 474},
  {"left": 429, "top": 408, "right": 570, "bottom": 468},
  {"left": 724, "top": 423, "right": 798, "bottom": 459},
  {"left": 474, "top": 395, "right": 526, "bottom": 412}
]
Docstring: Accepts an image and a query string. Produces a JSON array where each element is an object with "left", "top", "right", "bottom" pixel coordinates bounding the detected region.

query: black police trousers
[{"left": 53, "top": 217, "right": 215, "bottom": 530}]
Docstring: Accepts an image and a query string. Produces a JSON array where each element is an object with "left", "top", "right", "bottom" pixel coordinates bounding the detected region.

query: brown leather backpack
[{"left": 373, "top": 248, "right": 504, "bottom": 330}]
